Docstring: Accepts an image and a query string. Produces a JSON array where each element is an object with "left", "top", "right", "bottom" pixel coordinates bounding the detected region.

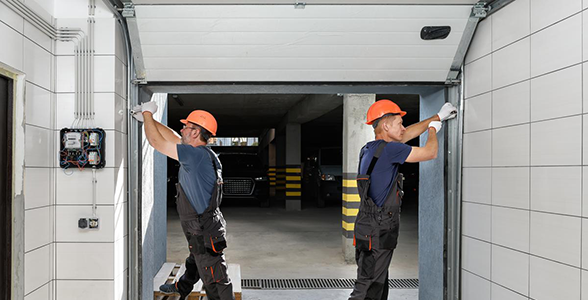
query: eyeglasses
[{"left": 182, "top": 124, "right": 198, "bottom": 130}]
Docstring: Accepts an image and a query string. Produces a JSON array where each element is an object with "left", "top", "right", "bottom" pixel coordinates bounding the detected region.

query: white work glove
[
  {"left": 141, "top": 101, "right": 158, "bottom": 115},
  {"left": 131, "top": 105, "right": 144, "bottom": 122},
  {"left": 437, "top": 102, "right": 457, "bottom": 122},
  {"left": 428, "top": 121, "right": 442, "bottom": 133}
]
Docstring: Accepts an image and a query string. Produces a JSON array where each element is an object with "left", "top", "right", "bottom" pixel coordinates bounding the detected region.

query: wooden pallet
[{"left": 153, "top": 262, "right": 242, "bottom": 300}]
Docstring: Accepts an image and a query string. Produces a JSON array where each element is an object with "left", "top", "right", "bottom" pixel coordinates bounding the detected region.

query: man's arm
[
  {"left": 143, "top": 112, "right": 179, "bottom": 160},
  {"left": 401, "top": 115, "right": 440, "bottom": 143},
  {"left": 405, "top": 127, "right": 438, "bottom": 162},
  {"left": 154, "top": 121, "right": 181, "bottom": 144}
]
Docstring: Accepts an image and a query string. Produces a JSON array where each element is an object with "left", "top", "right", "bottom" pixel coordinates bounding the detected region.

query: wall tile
[
  {"left": 584, "top": 11, "right": 588, "bottom": 61},
  {"left": 491, "top": 0, "right": 530, "bottom": 51},
  {"left": 584, "top": 167, "right": 588, "bottom": 217},
  {"left": 24, "top": 20, "right": 52, "bottom": 53},
  {"left": 0, "top": 21, "right": 24, "bottom": 71},
  {"left": 491, "top": 283, "right": 527, "bottom": 300},
  {"left": 584, "top": 64, "right": 588, "bottom": 113},
  {"left": 25, "top": 125, "right": 52, "bottom": 168},
  {"left": 531, "top": 167, "right": 582, "bottom": 216},
  {"left": 531, "top": 65, "right": 582, "bottom": 122},
  {"left": 530, "top": 256, "right": 581, "bottom": 300},
  {"left": 24, "top": 168, "right": 51, "bottom": 210},
  {"left": 492, "top": 167, "right": 529, "bottom": 209},
  {"left": 462, "top": 168, "right": 491, "bottom": 205},
  {"left": 105, "top": 130, "right": 127, "bottom": 168},
  {"left": 24, "top": 283, "right": 49, "bottom": 300},
  {"left": 56, "top": 280, "right": 114, "bottom": 300},
  {"left": 584, "top": 219, "right": 588, "bottom": 270},
  {"left": 56, "top": 56, "right": 74, "bottom": 93},
  {"left": 115, "top": 56, "right": 127, "bottom": 98},
  {"left": 24, "top": 39, "right": 52, "bottom": 91},
  {"left": 95, "top": 18, "right": 116, "bottom": 55},
  {"left": 55, "top": 205, "right": 115, "bottom": 242},
  {"left": 115, "top": 22, "right": 127, "bottom": 66},
  {"left": 530, "top": 0, "right": 582, "bottom": 33},
  {"left": 584, "top": 115, "right": 588, "bottom": 165},
  {"left": 462, "top": 236, "right": 491, "bottom": 279},
  {"left": 461, "top": 270, "right": 491, "bottom": 300},
  {"left": 492, "top": 37, "right": 530, "bottom": 89},
  {"left": 95, "top": 56, "right": 116, "bottom": 93},
  {"left": 25, "top": 82, "right": 52, "bottom": 129},
  {"left": 56, "top": 93, "right": 126, "bottom": 132},
  {"left": 56, "top": 242, "right": 114, "bottom": 280},
  {"left": 492, "top": 81, "right": 530, "bottom": 128},
  {"left": 465, "top": 55, "right": 492, "bottom": 98},
  {"left": 114, "top": 236, "right": 127, "bottom": 277},
  {"left": 114, "top": 201, "right": 127, "bottom": 242},
  {"left": 463, "top": 202, "right": 491, "bottom": 242},
  {"left": 463, "top": 130, "right": 492, "bottom": 167},
  {"left": 530, "top": 211, "right": 581, "bottom": 267},
  {"left": 492, "top": 124, "right": 529, "bottom": 167},
  {"left": 465, "top": 16, "right": 491, "bottom": 64},
  {"left": 24, "top": 245, "right": 51, "bottom": 295},
  {"left": 114, "top": 269, "right": 128, "bottom": 300},
  {"left": 464, "top": 93, "right": 491, "bottom": 133},
  {"left": 0, "top": 2, "right": 24, "bottom": 33},
  {"left": 25, "top": 207, "right": 52, "bottom": 252},
  {"left": 531, "top": 116, "right": 582, "bottom": 166},
  {"left": 491, "top": 245, "right": 529, "bottom": 296},
  {"left": 531, "top": 14, "right": 582, "bottom": 77},
  {"left": 56, "top": 168, "right": 119, "bottom": 205},
  {"left": 583, "top": 270, "right": 588, "bottom": 300},
  {"left": 492, "top": 206, "right": 529, "bottom": 252}
]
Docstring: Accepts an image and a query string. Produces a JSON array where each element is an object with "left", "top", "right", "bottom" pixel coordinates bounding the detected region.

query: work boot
[
  {"left": 159, "top": 282, "right": 180, "bottom": 295},
  {"left": 160, "top": 281, "right": 191, "bottom": 300}
]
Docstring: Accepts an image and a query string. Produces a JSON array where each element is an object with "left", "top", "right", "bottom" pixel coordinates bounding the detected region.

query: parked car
[
  {"left": 217, "top": 152, "right": 270, "bottom": 206},
  {"left": 304, "top": 147, "right": 342, "bottom": 207}
]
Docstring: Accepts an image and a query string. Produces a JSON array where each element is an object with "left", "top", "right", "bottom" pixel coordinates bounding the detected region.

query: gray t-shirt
[{"left": 177, "top": 144, "right": 219, "bottom": 214}]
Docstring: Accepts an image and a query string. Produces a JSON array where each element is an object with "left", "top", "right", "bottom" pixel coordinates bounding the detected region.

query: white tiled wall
[
  {"left": 0, "top": 0, "right": 128, "bottom": 299},
  {"left": 462, "top": 2, "right": 587, "bottom": 299}
]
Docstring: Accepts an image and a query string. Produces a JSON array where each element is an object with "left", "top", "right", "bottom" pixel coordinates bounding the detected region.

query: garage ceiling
[{"left": 134, "top": 3, "right": 474, "bottom": 82}]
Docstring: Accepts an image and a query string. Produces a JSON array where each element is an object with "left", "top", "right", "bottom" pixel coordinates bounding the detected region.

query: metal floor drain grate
[{"left": 241, "top": 278, "right": 418, "bottom": 290}]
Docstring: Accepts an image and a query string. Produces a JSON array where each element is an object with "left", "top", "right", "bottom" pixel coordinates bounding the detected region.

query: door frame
[{"left": 0, "top": 62, "right": 26, "bottom": 300}]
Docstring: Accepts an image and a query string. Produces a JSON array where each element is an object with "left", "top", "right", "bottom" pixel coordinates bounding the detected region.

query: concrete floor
[{"left": 166, "top": 198, "right": 419, "bottom": 299}]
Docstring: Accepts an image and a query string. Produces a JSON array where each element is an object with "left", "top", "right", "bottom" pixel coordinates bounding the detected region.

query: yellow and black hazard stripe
[
  {"left": 268, "top": 167, "right": 276, "bottom": 187},
  {"left": 342, "top": 172, "right": 360, "bottom": 238},
  {"left": 276, "top": 167, "right": 286, "bottom": 191},
  {"left": 285, "top": 165, "right": 302, "bottom": 200}
]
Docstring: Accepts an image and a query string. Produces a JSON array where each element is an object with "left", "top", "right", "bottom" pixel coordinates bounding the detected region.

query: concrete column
[
  {"left": 275, "top": 132, "right": 286, "bottom": 200},
  {"left": 341, "top": 94, "right": 375, "bottom": 262},
  {"left": 285, "top": 123, "right": 302, "bottom": 211},
  {"left": 268, "top": 143, "right": 276, "bottom": 198}
]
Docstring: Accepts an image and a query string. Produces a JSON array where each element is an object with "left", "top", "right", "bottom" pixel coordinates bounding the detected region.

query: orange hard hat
[
  {"left": 365, "top": 99, "right": 407, "bottom": 125},
  {"left": 181, "top": 110, "right": 218, "bottom": 136}
]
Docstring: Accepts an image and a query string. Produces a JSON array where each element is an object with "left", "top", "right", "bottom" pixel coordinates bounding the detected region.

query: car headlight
[
  {"left": 321, "top": 174, "right": 336, "bottom": 181},
  {"left": 254, "top": 176, "right": 268, "bottom": 181}
]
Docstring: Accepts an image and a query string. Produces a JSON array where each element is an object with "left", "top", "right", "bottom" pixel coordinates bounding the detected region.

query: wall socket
[{"left": 78, "top": 217, "right": 99, "bottom": 229}]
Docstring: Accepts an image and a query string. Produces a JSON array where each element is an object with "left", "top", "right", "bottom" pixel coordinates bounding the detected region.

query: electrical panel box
[{"left": 59, "top": 128, "right": 106, "bottom": 169}]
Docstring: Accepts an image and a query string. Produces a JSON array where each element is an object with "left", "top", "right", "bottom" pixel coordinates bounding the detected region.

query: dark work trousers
[{"left": 349, "top": 249, "right": 393, "bottom": 300}]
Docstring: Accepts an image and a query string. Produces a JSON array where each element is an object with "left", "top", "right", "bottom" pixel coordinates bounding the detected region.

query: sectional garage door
[{"left": 132, "top": 1, "right": 476, "bottom": 82}]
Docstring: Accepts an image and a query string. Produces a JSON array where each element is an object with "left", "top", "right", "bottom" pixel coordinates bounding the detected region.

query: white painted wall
[
  {"left": 0, "top": 0, "right": 128, "bottom": 298},
  {"left": 462, "top": 0, "right": 588, "bottom": 299}
]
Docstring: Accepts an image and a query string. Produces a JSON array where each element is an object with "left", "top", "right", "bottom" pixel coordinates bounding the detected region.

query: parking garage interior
[{"left": 160, "top": 92, "right": 424, "bottom": 298}]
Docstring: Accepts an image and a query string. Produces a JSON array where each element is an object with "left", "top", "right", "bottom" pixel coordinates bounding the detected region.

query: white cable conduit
[{"left": 1, "top": 0, "right": 96, "bottom": 129}]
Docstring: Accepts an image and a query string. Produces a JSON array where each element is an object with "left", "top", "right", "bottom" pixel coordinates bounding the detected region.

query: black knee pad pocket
[
  {"left": 365, "top": 281, "right": 386, "bottom": 300},
  {"left": 189, "top": 235, "right": 206, "bottom": 255},
  {"left": 202, "top": 256, "right": 229, "bottom": 285},
  {"left": 359, "top": 251, "right": 375, "bottom": 279}
]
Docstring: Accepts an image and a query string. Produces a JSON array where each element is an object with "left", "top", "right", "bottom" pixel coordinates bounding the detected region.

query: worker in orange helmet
[
  {"left": 349, "top": 100, "right": 457, "bottom": 300},
  {"left": 133, "top": 102, "right": 234, "bottom": 300}
]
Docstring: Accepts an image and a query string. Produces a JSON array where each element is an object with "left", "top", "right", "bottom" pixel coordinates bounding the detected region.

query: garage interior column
[
  {"left": 341, "top": 94, "right": 375, "bottom": 262},
  {"left": 285, "top": 123, "right": 302, "bottom": 211}
]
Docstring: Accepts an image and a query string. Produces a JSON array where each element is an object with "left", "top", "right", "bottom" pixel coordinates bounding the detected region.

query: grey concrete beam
[{"left": 277, "top": 94, "right": 342, "bottom": 132}]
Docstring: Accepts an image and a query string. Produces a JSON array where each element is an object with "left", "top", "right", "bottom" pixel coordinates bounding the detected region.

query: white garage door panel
[
  {"left": 142, "top": 45, "right": 459, "bottom": 58},
  {"left": 146, "top": 69, "right": 450, "bottom": 82},
  {"left": 136, "top": 5, "right": 471, "bottom": 82},
  {"left": 145, "top": 57, "right": 452, "bottom": 70},
  {"left": 136, "top": 4, "right": 471, "bottom": 19},
  {"left": 140, "top": 31, "right": 463, "bottom": 46},
  {"left": 134, "top": 0, "right": 477, "bottom": 5}
]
